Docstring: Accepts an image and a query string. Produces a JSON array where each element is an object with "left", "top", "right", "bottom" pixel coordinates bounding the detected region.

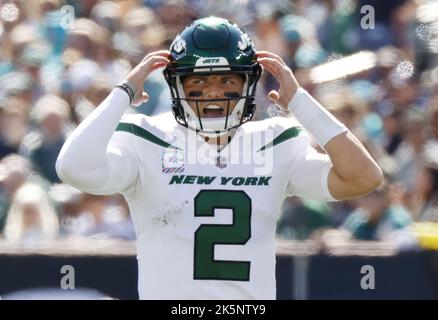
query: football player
[{"left": 56, "top": 17, "right": 383, "bottom": 299}]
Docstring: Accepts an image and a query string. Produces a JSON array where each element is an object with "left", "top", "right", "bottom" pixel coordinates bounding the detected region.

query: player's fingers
[
  {"left": 257, "top": 57, "right": 282, "bottom": 72},
  {"left": 142, "top": 56, "right": 170, "bottom": 72},
  {"left": 256, "top": 51, "right": 279, "bottom": 58},
  {"left": 256, "top": 51, "right": 286, "bottom": 66},
  {"left": 144, "top": 55, "right": 170, "bottom": 66},
  {"left": 151, "top": 60, "right": 170, "bottom": 70},
  {"left": 258, "top": 53, "right": 285, "bottom": 66},
  {"left": 258, "top": 58, "right": 282, "bottom": 80},
  {"left": 258, "top": 58, "right": 292, "bottom": 84},
  {"left": 257, "top": 56, "right": 282, "bottom": 66},
  {"left": 268, "top": 90, "right": 279, "bottom": 103},
  {"left": 132, "top": 92, "right": 149, "bottom": 107},
  {"left": 142, "top": 50, "right": 171, "bottom": 62}
]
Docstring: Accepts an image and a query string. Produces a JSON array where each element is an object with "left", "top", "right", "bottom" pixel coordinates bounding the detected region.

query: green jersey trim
[
  {"left": 257, "top": 126, "right": 302, "bottom": 152},
  {"left": 116, "top": 123, "right": 181, "bottom": 150}
]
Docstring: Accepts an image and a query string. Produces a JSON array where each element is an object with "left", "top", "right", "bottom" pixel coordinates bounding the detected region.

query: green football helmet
[{"left": 164, "top": 17, "right": 262, "bottom": 136}]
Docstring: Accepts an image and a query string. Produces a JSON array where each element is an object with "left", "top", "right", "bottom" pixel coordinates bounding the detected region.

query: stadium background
[{"left": 0, "top": 0, "right": 437, "bottom": 299}]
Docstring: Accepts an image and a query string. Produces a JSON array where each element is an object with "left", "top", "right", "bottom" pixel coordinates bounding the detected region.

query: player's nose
[{"left": 204, "top": 83, "right": 223, "bottom": 99}]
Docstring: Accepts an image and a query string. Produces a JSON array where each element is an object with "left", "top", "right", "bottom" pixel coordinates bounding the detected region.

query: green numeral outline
[{"left": 194, "top": 190, "right": 252, "bottom": 281}]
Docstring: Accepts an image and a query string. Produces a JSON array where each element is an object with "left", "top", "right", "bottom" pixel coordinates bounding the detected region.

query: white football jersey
[{"left": 95, "top": 110, "right": 335, "bottom": 300}]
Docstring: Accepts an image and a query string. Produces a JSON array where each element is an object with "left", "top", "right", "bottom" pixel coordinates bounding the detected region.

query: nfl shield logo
[{"left": 215, "top": 156, "right": 227, "bottom": 169}]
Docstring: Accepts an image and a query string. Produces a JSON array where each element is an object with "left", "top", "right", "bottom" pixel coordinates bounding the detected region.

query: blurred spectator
[
  {"left": 379, "top": 104, "right": 404, "bottom": 155},
  {"left": 277, "top": 198, "right": 333, "bottom": 240},
  {"left": 409, "top": 146, "right": 438, "bottom": 222},
  {"left": 6, "top": 22, "right": 46, "bottom": 102},
  {"left": 3, "top": 183, "right": 59, "bottom": 244},
  {"left": 118, "top": 7, "right": 168, "bottom": 115},
  {"left": 0, "top": 154, "right": 32, "bottom": 232},
  {"left": 58, "top": 192, "right": 135, "bottom": 240},
  {"left": 21, "top": 94, "right": 71, "bottom": 183},
  {"left": 393, "top": 108, "right": 430, "bottom": 193},
  {"left": 90, "top": 1, "right": 122, "bottom": 33},
  {"left": 48, "top": 182, "right": 83, "bottom": 235},
  {"left": 156, "top": 0, "right": 198, "bottom": 40},
  {"left": 430, "top": 96, "right": 438, "bottom": 141},
  {"left": 85, "top": 74, "right": 115, "bottom": 105},
  {"left": 0, "top": 96, "right": 30, "bottom": 159},
  {"left": 68, "top": 0, "right": 100, "bottom": 18},
  {"left": 279, "top": 13, "right": 328, "bottom": 72},
  {"left": 342, "top": 181, "right": 413, "bottom": 242},
  {"left": 120, "top": 7, "right": 166, "bottom": 61},
  {"left": 251, "top": 5, "right": 289, "bottom": 101},
  {"left": 314, "top": 0, "right": 360, "bottom": 54},
  {"left": 319, "top": 87, "right": 367, "bottom": 132},
  {"left": 328, "top": 199, "right": 359, "bottom": 227}
]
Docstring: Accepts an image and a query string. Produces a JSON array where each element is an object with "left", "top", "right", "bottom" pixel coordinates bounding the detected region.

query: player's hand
[
  {"left": 124, "top": 50, "right": 170, "bottom": 107},
  {"left": 256, "top": 51, "right": 300, "bottom": 109}
]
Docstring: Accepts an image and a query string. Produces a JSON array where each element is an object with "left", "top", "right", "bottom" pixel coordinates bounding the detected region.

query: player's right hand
[{"left": 124, "top": 50, "right": 170, "bottom": 107}]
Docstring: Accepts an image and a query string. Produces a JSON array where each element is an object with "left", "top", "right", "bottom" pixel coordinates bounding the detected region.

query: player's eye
[{"left": 192, "top": 79, "right": 205, "bottom": 84}]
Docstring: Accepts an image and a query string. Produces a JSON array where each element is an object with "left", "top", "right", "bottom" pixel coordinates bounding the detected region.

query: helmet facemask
[{"left": 164, "top": 64, "right": 262, "bottom": 136}]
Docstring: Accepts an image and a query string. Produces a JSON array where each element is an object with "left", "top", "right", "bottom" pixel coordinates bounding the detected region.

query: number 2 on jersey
[{"left": 194, "top": 190, "right": 252, "bottom": 281}]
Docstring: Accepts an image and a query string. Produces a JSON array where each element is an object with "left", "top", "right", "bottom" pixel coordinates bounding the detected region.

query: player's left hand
[{"left": 256, "top": 51, "right": 300, "bottom": 109}]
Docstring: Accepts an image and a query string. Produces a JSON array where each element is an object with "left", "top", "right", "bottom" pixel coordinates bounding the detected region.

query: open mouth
[{"left": 201, "top": 104, "right": 226, "bottom": 118}]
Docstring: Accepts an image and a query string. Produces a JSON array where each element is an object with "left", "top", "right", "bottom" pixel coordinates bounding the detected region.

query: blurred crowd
[{"left": 0, "top": 0, "right": 437, "bottom": 250}]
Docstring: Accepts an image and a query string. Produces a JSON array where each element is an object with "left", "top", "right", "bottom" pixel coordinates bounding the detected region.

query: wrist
[
  {"left": 123, "top": 80, "right": 137, "bottom": 97},
  {"left": 284, "top": 72, "right": 300, "bottom": 106},
  {"left": 287, "top": 87, "right": 306, "bottom": 112},
  {"left": 115, "top": 81, "right": 136, "bottom": 104},
  {"left": 287, "top": 88, "right": 347, "bottom": 147}
]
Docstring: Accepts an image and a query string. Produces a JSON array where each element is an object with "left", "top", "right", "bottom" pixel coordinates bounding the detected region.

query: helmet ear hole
[
  {"left": 172, "top": 104, "right": 187, "bottom": 126},
  {"left": 172, "top": 105, "right": 182, "bottom": 117},
  {"left": 248, "top": 64, "right": 262, "bottom": 86}
]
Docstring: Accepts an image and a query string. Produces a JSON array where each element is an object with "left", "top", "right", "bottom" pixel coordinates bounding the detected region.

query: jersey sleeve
[
  {"left": 56, "top": 89, "right": 140, "bottom": 196},
  {"left": 91, "top": 122, "right": 141, "bottom": 196},
  {"left": 286, "top": 132, "right": 337, "bottom": 202}
]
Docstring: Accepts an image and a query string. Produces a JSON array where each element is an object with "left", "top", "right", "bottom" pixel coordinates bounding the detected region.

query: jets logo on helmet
[
  {"left": 163, "top": 16, "right": 262, "bottom": 136},
  {"left": 171, "top": 35, "right": 186, "bottom": 54},
  {"left": 195, "top": 57, "right": 230, "bottom": 72},
  {"left": 238, "top": 33, "right": 251, "bottom": 51}
]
